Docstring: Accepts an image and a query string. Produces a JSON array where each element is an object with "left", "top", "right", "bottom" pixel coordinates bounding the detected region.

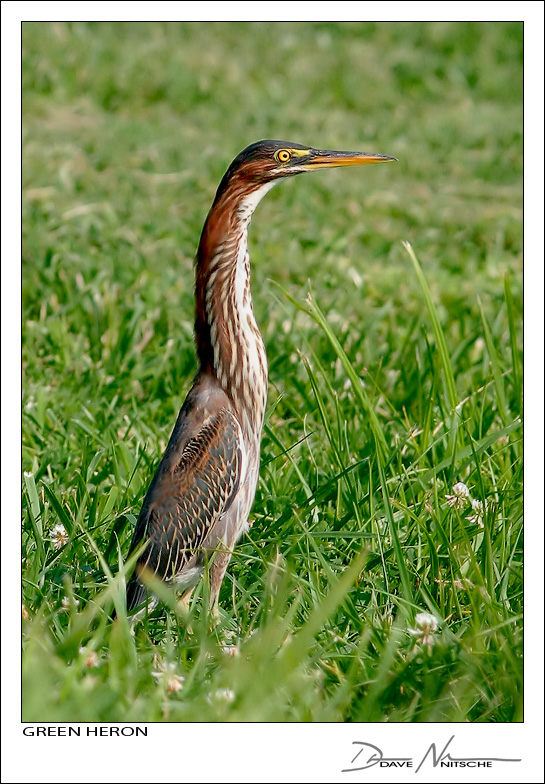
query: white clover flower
[
  {"left": 445, "top": 482, "right": 471, "bottom": 509},
  {"left": 152, "top": 660, "right": 184, "bottom": 693},
  {"left": 51, "top": 523, "right": 69, "bottom": 549},
  {"left": 79, "top": 647, "right": 99, "bottom": 668},
  {"left": 408, "top": 611, "right": 439, "bottom": 650},
  {"left": 467, "top": 498, "right": 486, "bottom": 527},
  {"left": 165, "top": 674, "right": 183, "bottom": 693},
  {"left": 61, "top": 595, "right": 79, "bottom": 610},
  {"left": 214, "top": 688, "right": 235, "bottom": 702},
  {"left": 221, "top": 644, "right": 240, "bottom": 656}
]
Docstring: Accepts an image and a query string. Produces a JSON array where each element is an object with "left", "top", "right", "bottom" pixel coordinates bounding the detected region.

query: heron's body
[{"left": 124, "top": 140, "right": 395, "bottom": 615}]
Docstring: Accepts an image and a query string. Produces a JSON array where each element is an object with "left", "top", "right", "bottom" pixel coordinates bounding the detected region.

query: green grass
[{"left": 22, "top": 21, "right": 522, "bottom": 722}]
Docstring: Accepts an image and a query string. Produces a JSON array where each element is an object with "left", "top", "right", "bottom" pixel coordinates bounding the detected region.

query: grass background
[{"left": 21, "top": 21, "right": 522, "bottom": 723}]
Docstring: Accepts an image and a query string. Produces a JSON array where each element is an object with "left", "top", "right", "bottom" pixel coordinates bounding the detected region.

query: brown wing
[{"left": 125, "top": 382, "right": 243, "bottom": 612}]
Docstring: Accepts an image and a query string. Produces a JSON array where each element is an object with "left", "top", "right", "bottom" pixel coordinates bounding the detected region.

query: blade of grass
[
  {"left": 273, "top": 281, "right": 389, "bottom": 459},
  {"left": 504, "top": 271, "right": 521, "bottom": 403},
  {"left": 23, "top": 471, "right": 45, "bottom": 568},
  {"left": 478, "top": 296, "right": 510, "bottom": 428},
  {"left": 376, "top": 451, "right": 413, "bottom": 613},
  {"left": 403, "top": 241, "right": 458, "bottom": 411}
]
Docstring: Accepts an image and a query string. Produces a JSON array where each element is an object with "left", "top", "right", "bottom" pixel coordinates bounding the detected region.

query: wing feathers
[{"left": 125, "top": 388, "right": 243, "bottom": 612}]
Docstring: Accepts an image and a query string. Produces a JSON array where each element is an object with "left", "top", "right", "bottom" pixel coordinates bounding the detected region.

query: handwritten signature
[{"left": 342, "top": 736, "right": 521, "bottom": 773}]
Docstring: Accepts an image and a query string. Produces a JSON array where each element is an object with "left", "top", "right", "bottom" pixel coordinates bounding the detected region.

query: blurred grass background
[{"left": 22, "top": 21, "right": 522, "bottom": 722}]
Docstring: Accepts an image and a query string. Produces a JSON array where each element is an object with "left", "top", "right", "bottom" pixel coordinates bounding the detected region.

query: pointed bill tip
[{"left": 305, "top": 150, "right": 397, "bottom": 169}]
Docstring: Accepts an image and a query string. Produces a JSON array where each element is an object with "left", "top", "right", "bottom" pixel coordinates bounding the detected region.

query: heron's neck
[{"left": 195, "top": 180, "right": 275, "bottom": 437}]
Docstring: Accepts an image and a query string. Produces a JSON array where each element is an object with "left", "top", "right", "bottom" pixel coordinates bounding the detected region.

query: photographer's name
[{"left": 342, "top": 736, "right": 521, "bottom": 773}]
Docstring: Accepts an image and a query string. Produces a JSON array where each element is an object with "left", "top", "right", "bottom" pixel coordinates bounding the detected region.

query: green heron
[{"left": 123, "top": 140, "right": 396, "bottom": 616}]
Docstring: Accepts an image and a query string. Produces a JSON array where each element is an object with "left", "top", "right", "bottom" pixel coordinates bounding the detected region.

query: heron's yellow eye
[{"left": 276, "top": 149, "right": 291, "bottom": 163}]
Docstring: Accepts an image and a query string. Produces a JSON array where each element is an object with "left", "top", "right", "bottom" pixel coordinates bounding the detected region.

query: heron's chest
[{"left": 223, "top": 433, "right": 262, "bottom": 544}]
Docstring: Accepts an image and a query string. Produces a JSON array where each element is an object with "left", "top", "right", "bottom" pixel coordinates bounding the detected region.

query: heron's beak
[{"left": 303, "top": 150, "right": 397, "bottom": 169}]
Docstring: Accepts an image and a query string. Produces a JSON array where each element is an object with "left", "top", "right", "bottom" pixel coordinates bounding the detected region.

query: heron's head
[{"left": 213, "top": 139, "right": 396, "bottom": 204}]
